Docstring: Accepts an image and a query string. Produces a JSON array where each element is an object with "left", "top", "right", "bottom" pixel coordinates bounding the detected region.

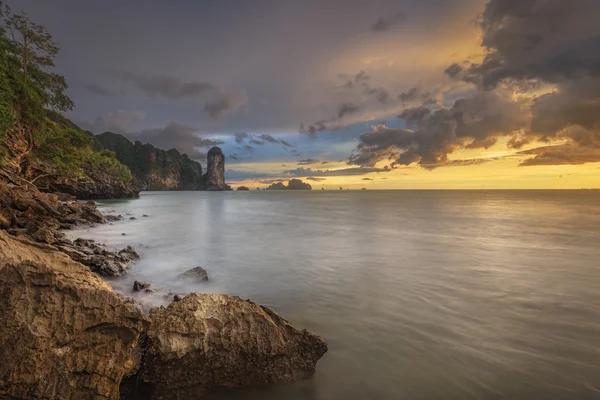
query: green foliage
[
  {"left": 32, "top": 116, "right": 132, "bottom": 183},
  {"left": 0, "top": 2, "right": 132, "bottom": 184}
]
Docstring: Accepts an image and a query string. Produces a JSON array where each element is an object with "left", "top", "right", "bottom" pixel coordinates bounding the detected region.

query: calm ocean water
[{"left": 70, "top": 190, "right": 600, "bottom": 400}]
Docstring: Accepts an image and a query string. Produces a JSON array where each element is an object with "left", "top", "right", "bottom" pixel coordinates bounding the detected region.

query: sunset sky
[{"left": 16, "top": 0, "right": 600, "bottom": 189}]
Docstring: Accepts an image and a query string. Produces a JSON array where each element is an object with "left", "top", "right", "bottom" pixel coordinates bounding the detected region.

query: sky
[{"left": 14, "top": 0, "right": 600, "bottom": 189}]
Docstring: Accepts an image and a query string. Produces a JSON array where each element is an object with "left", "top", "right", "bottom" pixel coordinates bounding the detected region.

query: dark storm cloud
[
  {"left": 80, "top": 110, "right": 147, "bottom": 133},
  {"left": 338, "top": 103, "right": 359, "bottom": 118},
  {"left": 115, "top": 71, "right": 216, "bottom": 99},
  {"left": 85, "top": 84, "right": 114, "bottom": 97},
  {"left": 371, "top": 13, "right": 406, "bottom": 32},
  {"left": 350, "top": 90, "right": 528, "bottom": 168},
  {"left": 126, "top": 121, "right": 223, "bottom": 160},
  {"left": 283, "top": 166, "right": 389, "bottom": 177},
  {"left": 364, "top": 86, "right": 390, "bottom": 103},
  {"left": 300, "top": 120, "right": 330, "bottom": 138},
  {"left": 349, "top": 0, "right": 600, "bottom": 168},
  {"left": 203, "top": 92, "right": 247, "bottom": 120}
]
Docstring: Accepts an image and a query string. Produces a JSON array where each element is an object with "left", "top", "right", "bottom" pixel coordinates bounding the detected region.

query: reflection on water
[{"left": 70, "top": 190, "right": 600, "bottom": 400}]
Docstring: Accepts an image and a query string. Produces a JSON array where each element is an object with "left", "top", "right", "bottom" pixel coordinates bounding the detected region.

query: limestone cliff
[
  {"left": 96, "top": 132, "right": 204, "bottom": 191},
  {"left": 205, "top": 146, "right": 226, "bottom": 191}
]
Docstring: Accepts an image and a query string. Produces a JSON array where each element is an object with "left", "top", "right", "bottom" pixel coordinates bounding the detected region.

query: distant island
[{"left": 266, "top": 179, "right": 312, "bottom": 190}]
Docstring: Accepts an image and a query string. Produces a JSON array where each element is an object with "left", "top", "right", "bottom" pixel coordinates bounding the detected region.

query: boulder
[
  {"left": 180, "top": 266, "right": 209, "bottom": 281},
  {"left": 133, "top": 280, "right": 151, "bottom": 291},
  {"left": 139, "top": 293, "right": 328, "bottom": 399},
  {"left": 0, "top": 231, "right": 150, "bottom": 399},
  {"left": 237, "top": 186, "right": 250, "bottom": 191}
]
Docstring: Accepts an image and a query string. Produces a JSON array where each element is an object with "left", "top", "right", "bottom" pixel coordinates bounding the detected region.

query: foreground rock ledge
[
  {"left": 0, "top": 231, "right": 150, "bottom": 400},
  {"left": 139, "top": 293, "right": 328, "bottom": 399}
]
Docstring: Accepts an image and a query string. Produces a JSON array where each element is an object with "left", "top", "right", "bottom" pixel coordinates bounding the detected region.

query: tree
[{"left": 0, "top": 1, "right": 73, "bottom": 112}]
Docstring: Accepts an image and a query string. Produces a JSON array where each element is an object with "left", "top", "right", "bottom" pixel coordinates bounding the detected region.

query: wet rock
[
  {"left": 180, "top": 266, "right": 209, "bottom": 281},
  {"left": 133, "top": 280, "right": 152, "bottom": 292},
  {"left": 130, "top": 216, "right": 137, "bottom": 220},
  {"left": 173, "top": 294, "right": 183, "bottom": 302},
  {"left": 106, "top": 214, "right": 123, "bottom": 222},
  {"left": 139, "top": 293, "right": 328, "bottom": 398},
  {"left": 122, "top": 233, "right": 127, "bottom": 236},
  {"left": 59, "top": 239, "right": 140, "bottom": 276},
  {"left": 0, "top": 231, "right": 150, "bottom": 399},
  {"left": 142, "top": 214, "right": 149, "bottom": 217}
]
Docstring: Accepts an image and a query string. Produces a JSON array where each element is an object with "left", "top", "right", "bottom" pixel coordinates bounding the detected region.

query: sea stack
[{"left": 205, "top": 146, "right": 226, "bottom": 191}]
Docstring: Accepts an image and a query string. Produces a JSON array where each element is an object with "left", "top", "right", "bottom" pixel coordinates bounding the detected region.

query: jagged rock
[
  {"left": 58, "top": 239, "right": 140, "bottom": 276},
  {"left": 237, "top": 186, "right": 250, "bottom": 191},
  {"left": 0, "top": 231, "right": 150, "bottom": 399},
  {"left": 96, "top": 132, "right": 205, "bottom": 190},
  {"left": 266, "top": 179, "right": 312, "bottom": 190},
  {"left": 133, "top": 280, "right": 151, "bottom": 291},
  {"left": 205, "top": 147, "right": 225, "bottom": 191},
  {"left": 172, "top": 294, "right": 183, "bottom": 302},
  {"left": 139, "top": 293, "right": 328, "bottom": 399},
  {"left": 106, "top": 214, "right": 123, "bottom": 222},
  {"left": 180, "top": 266, "right": 209, "bottom": 281}
]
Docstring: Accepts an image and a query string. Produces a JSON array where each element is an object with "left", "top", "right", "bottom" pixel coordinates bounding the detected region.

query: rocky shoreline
[{"left": 0, "top": 180, "right": 327, "bottom": 399}]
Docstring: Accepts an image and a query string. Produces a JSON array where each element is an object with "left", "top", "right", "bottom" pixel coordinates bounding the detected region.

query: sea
[{"left": 69, "top": 190, "right": 600, "bottom": 400}]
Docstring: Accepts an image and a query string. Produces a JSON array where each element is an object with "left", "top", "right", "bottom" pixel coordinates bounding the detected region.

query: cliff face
[
  {"left": 96, "top": 132, "right": 204, "bottom": 191},
  {"left": 205, "top": 146, "right": 226, "bottom": 191},
  {"left": 0, "top": 112, "right": 139, "bottom": 199}
]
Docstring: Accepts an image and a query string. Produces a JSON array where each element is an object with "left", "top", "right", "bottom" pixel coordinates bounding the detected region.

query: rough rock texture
[
  {"left": 180, "top": 266, "right": 209, "bottom": 281},
  {"left": 57, "top": 239, "right": 140, "bottom": 276},
  {"left": 204, "top": 147, "right": 225, "bottom": 191},
  {"left": 140, "top": 293, "right": 328, "bottom": 399},
  {"left": 36, "top": 168, "right": 140, "bottom": 199},
  {"left": 0, "top": 181, "right": 139, "bottom": 276},
  {"left": 96, "top": 132, "right": 204, "bottom": 191},
  {"left": 0, "top": 231, "right": 150, "bottom": 400}
]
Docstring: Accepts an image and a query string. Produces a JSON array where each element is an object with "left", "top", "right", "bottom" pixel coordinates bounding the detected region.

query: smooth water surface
[{"left": 70, "top": 190, "right": 600, "bottom": 400}]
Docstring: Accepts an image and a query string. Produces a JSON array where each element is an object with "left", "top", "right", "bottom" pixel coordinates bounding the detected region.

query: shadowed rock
[
  {"left": 205, "top": 147, "right": 225, "bottom": 191},
  {"left": 0, "top": 231, "right": 149, "bottom": 399},
  {"left": 139, "top": 293, "right": 328, "bottom": 399},
  {"left": 180, "top": 266, "right": 209, "bottom": 281}
]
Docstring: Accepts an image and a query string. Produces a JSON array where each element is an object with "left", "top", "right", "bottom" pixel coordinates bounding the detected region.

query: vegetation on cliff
[
  {"left": 96, "top": 132, "right": 205, "bottom": 190},
  {"left": 0, "top": 1, "right": 134, "bottom": 197}
]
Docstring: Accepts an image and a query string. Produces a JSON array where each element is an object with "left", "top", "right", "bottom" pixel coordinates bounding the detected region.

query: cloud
[
  {"left": 362, "top": 177, "right": 373, "bottom": 180},
  {"left": 204, "top": 92, "right": 247, "bottom": 120},
  {"left": 283, "top": 166, "right": 390, "bottom": 177},
  {"left": 297, "top": 159, "right": 320, "bottom": 165},
  {"left": 280, "top": 140, "right": 295, "bottom": 148},
  {"left": 306, "top": 177, "right": 326, "bottom": 181},
  {"left": 126, "top": 121, "right": 223, "bottom": 159},
  {"left": 82, "top": 110, "right": 147, "bottom": 133},
  {"left": 229, "top": 154, "right": 241, "bottom": 160},
  {"left": 300, "top": 120, "right": 331, "bottom": 138},
  {"left": 338, "top": 103, "right": 359, "bottom": 118},
  {"left": 371, "top": 13, "right": 406, "bottom": 32},
  {"left": 350, "top": 89, "right": 528, "bottom": 168},
  {"left": 348, "top": 0, "right": 600, "bottom": 168},
  {"left": 85, "top": 84, "right": 114, "bottom": 97},
  {"left": 257, "top": 134, "right": 279, "bottom": 143},
  {"left": 234, "top": 132, "right": 249, "bottom": 143},
  {"left": 115, "top": 71, "right": 216, "bottom": 99}
]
